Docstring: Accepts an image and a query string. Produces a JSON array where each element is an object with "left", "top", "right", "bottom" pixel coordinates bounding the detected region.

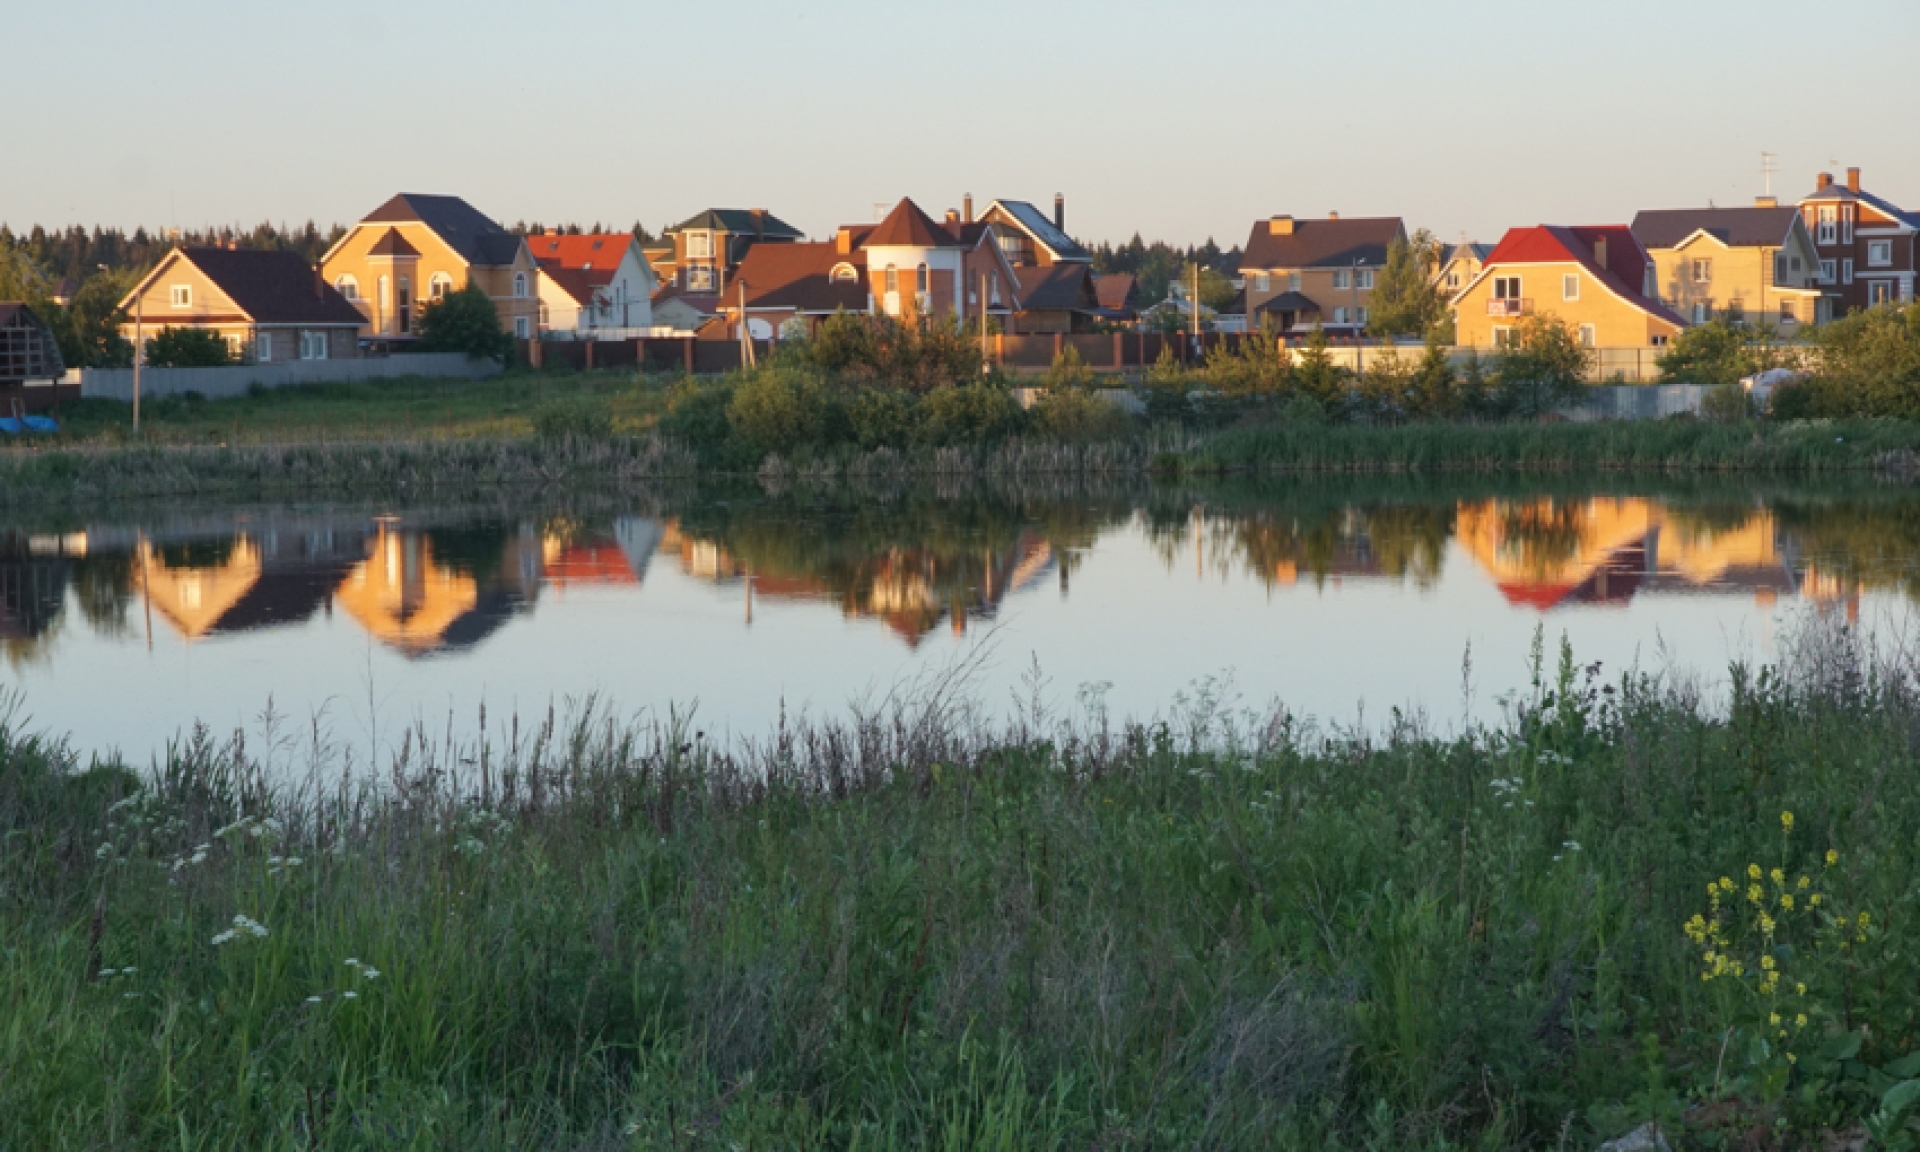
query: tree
[
  {"left": 1404, "top": 335, "right": 1460, "bottom": 420},
  {"left": 57, "top": 270, "right": 136, "bottom": 368},
  {"left": 1366, "top": 230, "right": 1446, "bottom": 338},
  {"left": 144, "top": 327, "right": 231, "bottom": 367},
  {"left": 1657, "top": 318, "right": 1779, "bottom": 388},
  {"left": 1495, "top": 315, "right": 1592, "bottom": 418},
  {"left": 1801, "top": 302, "right": 1920, "bottom": 417},
  {"left": 1293, "top": 325, "right": 1349, "bottom": 409},
  {"left": 1182, "top": 262, "right": 1239, "bottom": 312},
  {"left": 417, "top": 283, "right": 515, "bottom": 363}
]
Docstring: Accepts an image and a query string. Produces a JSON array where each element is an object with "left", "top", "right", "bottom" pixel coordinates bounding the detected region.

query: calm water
[{"left": 4, "top": 477, "right": 1915, "bottom": 761}]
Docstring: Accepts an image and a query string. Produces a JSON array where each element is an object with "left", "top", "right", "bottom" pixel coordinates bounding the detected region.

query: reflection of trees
[
  {"left": 1489, "top": 500, "right": 1588, "bottom": 581},
  {"left": 1769, "top": 499, "right": 1920, "bottom": 601},
  {"left": 1141, "top": 498, "right": 1452, "bottom": 590},
  {"left": 71, "top": 550, "right": 135, "bottom": 639}
]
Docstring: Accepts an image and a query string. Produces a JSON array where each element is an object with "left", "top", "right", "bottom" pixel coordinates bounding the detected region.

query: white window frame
[
  {"left": 1578, "top": 324, "right": 1596, "bottom": 347},
  {"left": 1254, "top": 274, "right": 1271, "bottom": 292},
  {"left": 1841, "top": 207, "right": 1854, "bottom": 245},
  {"left": 1491, "top": 325, "right": 1515, "bottom": 349},
  {"left": 169, "top": 285, "right": 192, "bottom": 308},
  {"left": 1331, "top": 270, "right": 1351, "bottom": 290},
  {"left": 1691, "top": 303, "right": 1710, "bottom": 323},
  {"left": 1868, "top": 240, "right": 1893, "bottom": 268},
  {"left": 334, "top": 274, "right": 359, "bottom": 301},
  {"left": 684, "top": 231, "right": 712, "bottom": 259},
  {"left": 1357, "top": 269, "right": 1375, "bottom": 290},
  {"left": 1843, "top": 259, "right": 1854, "bottom": 285},
  {"left": 1562, "top": 273, "right": 1580, "bottom": 301},
  {"left": 1779, "top": 300, "right": 1796, "bottom": 323},
  {"left": 1331, "top": 306, "right": 1349, "bottom": 325},
  {"left": 1286, "top": 272, "right": 1301, "bottom": 292},
  {"left": 1491, "top": 275, "right": 1522, "bottom": 300},
  {"left": 1819, "top": 260, "right": 1836, "bottom": 285},
  {"left": 513, "top": 315, "right": 531, "bottom": 338},
  {"left": 686, "top": 266, "right": 716, "bottom": 291},
  {"left": 256, "top": 332, "right": 273, "bottom": 363},
  {"left": 1356, "top": 306, "right": 1369, "bottom": 324},
  {"left": 1816, "top": 206, "right": 1837, "bottom": 245},
  {"left": 1690, "top": 258, "right": 1712, "bottom": 284},
  {"left": 512, "top": 272, "right": 528, "bottom": 298},
  {"left": 429, "top": 272, "right": 453, "bottom": 300}
]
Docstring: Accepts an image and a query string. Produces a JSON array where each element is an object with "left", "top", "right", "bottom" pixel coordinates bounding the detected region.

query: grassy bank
[{"left": 10, "top": 627, "right": 1920, "bottom": 1149}]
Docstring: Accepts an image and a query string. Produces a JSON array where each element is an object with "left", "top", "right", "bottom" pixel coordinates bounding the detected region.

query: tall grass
[{"left": 9, "top": 619, "right": 1920, "bottom": 1148}]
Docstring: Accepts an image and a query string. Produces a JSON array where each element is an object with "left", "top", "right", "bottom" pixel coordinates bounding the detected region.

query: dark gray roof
[
  {"left": 1012, "top": 263, "right": 1098, "bottom": 312},
  {"left": 1631, "top": 206, "right": 1802, "bottom": 250},
  {"left": 1441, "top": 242, "right": 1493, "bottom": 264},
  {"left": 177, "top": 248, "right": 365, "bottom": 325},
  {"left": 667, "top": 209, "right": 805, "bottom": 240},
  {"left": 985, "top": 200, "right": 1092, "bottom": 262},
  {"left": 1254, "top": 291, "right": 1319, "bottom": 313},
  {"left": 363, "top": 194, "right": 523, "bottom": 266},
  {"left": 1242, "top": 216, "right": 1404, "bottom": 271}
]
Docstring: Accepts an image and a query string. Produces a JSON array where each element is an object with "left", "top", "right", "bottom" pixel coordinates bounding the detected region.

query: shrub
[
  {"left": 1701, "top": 379, "right": 1753, "bottom": 424},
  {"left": 417, "top": 283, "right": 515, "bottom": 363},
  {"left": 530, "top": 395, "right": 612, "bottom": 441},
  {"left": 726, "top": 364, "right": 838, "bottom": 456},
  {"left": 1029, "top": 387, "right": 1130, "bottom": 441},
  {"left": 143, "top": 327, "right": 230, "bottom": 368},
  {"left": 1041, "top": 344, "right": 1095, "bottom": 390},
  {"left": 847, "top": 387, "right": 915, "bottom": 449},
  {"left": 916, "top": 381, "right": 1025, "bottom": 445},
  {"left": 1658, "top": 318, "right": 1775, "bottom": 388},
  {"left": 1495, "top": 315, "right": 1591, "bottom": 418},
  {"left": 658, "top": 378, "right": 736, "bottom": 449}
]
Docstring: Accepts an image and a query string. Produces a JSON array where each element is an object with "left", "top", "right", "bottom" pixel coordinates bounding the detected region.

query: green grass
[{"left": 9, "top": 624, "right": 1920, "bottom": 1149}]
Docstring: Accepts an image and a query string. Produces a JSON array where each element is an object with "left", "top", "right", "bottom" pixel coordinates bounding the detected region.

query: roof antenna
[{"left": 1760, "top": 151, "right": 1777, "bottom": 198}]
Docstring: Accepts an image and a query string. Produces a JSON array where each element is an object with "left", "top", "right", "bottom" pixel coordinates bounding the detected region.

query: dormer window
[
  {"left": 685, "top": 231, "right": 712, "bottom": 259},
  {"left": 169, "top": 285, "right": 191, "bottom": 307},
  {"left": 512, "top": 272, "right": 528, "bottom": 298}
]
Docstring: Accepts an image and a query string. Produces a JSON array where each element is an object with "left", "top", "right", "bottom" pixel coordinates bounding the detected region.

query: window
[
  {"left": 1791, "top": 256, "right": 1803, "bottom": 273},
  {"left": 225, "top": 335, "right": 243, "bottom": 358},
  {"left": 1287, "top": 272, "right": 1301, "bottom": 292},
  {"left": 1562, "top": 273, "right": 1580, "bottom": 301},
  {"left": 1357, "top": 270, "right": 1375, "bottom": 290},
  {"left": 1331, "top": 270, "right": 1351, "bottom": 290},
  {"left": 335, "top": 275, "right": 359, "bottom": 301},
  {"left": 1816, "top": 206, "right": 1837, "bottom": 245},
  {"left": 685, "top": 231, "right": 712, "bottom": 259},
  {"left": 884, "top": 265, "right": 898, "bottom": 294},
  {"left": 512, "top": 272, "right": 527, "bottom": 298},
  {"left": 377, "top": 276, "right": 390, "bottom": 330},
  {"left": 1691, "top": 303, "right": 1710, "bottom": 323},
  {"left": 1870, "top": 281, "right": 1894, "bottom": 306},
  {"left": 1773, "top": 254, "right": 1787, "bottom": 285},
  {"left": 429, "top": 272, "right": 452, "bottom": 300},
  {"left": 397, "top": 278, "right": 411, "bottom": 335},
  {"left": 1492, "top": 326, "right": 1516, "bottom": 349},
  {"left": 1578, "top": 324, "right": 1596, "bottom": 347},
  {"left": 1780, "top": 300, "right": 1797, "bottom": 323},
  {"left": 1331, "top": 306, "right": 1348, "bottom": 325},
  {"left": 256, "top": 332, "right": 273, "bottom": 363},
  {"left": 299, "top": 330, "right": 329, "bottom": 360},
  {"left": 169, "top": 285, "right": 191, "bottom": 307},
  {"left": 687, "top": 266, "right": 715, "bottom": 291},
  {"left": 831, "top": 265, "right": 857, "bottom": 283},
  {"left": 1819, "top": 260, "right": 1836, "bottom": 285},
  {"left": 1690, "top": 259, "right": 1712, "bottom": 284},
  {"left": 1491, "top": 276, "right": 1521, "bottom": 299},
  {"left": 1868, "top": 240, "right": 1893, "bottom": 267},
  {"left": 1841, "top": 207, "right": 1854, "bottom": 245},
  {"left": 1254, "top": 274, "right": 1271, "bottom": 292},
  {"left": 1727, "top": 302, "right": 1744, "bottom": 324},
  {"left": 1356, "top": 306, "right": 1369, "bottom": 324},
  {"left": 916, "top": 263, "right": 929, "bottom": 293},
  {"left": 513, "top": 316, "right": 530, "bottom": 338},
  {"left": 990, "top": 271, "right": 1000, "bottom": 305},
  {"left": 1446, "top": 272, "right": 1460, "bottom": 289},
  {"left": 1843, "top": 259, "right": 1854, "bottom": 285}
]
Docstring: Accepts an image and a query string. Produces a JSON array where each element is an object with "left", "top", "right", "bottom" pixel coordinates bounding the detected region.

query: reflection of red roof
[
  {"left": 1497, "top": 581, "right": 1580, "bottom": 611},
  {"left": 547, "top": 543, "right": 639, "bottom": 586}
]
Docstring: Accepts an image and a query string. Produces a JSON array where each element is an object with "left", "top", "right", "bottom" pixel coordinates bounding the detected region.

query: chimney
[
  {"left": 944, "top": 209, "right": 960, "bottom": 227},
  {"left": 1817, "top": 172, "right": 1833, "bottom": 191},
  {"left": 963, "top": 194, "right": 973, "bottom": 223},
  {"left": 1328, "top": 211, "right": 1340, "bottom": 221},
  {"left": 1593, "top": 235, "right": 1609, "bottom": 269},
  {"left": 1755, "top": 195, "right": 1778, "bottom": 208},
  {"left": 1053, "top": 194, "right": 1064, "bottom": 230},
  {"left": 1269, "top": 215, "right": 1295, "bottom": 236},
  {"left": 750, "top": 208, "right": 767, "bottom": 233},
  {"left": 1847, "top": 167, "right": 1861, "bottom": 193},
  {"left": 836, "top": 226, "right": 854, "bottom": 255}
]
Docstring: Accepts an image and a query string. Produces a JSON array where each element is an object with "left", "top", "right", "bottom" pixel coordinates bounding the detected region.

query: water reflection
[{"left": 0, "top": 484, "right": 1903, "bottom": 669}]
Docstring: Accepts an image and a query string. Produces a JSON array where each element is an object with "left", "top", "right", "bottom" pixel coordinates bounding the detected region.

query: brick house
[
  {"left": 320, "top": 194, "right": 540, "bottom": 342},
  {"left": 118, "top": 247, "right": 365, "bottom": 363},
  {"left": 649, "top": 209, "right": 805, "bottom": 295},
  {"left": 1798, "top": 167, "right": 1918, "bottom": 314},
  {"left": 1239, "top": 214, "right": 1407, "bottom": 334},
  {"left": 969, "top": 196, "right": 1092, "bottom": 268},
  {"left": 1631, "top": 204, "right": 1826, "bottom": 333},
  {"left": 1450, "top": 225, "right": 1687, "bottom": 349},
  {"left": 529, "top": 232, "right": 657, "bottom": 333}
]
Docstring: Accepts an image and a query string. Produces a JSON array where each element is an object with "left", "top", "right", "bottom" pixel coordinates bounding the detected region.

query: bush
[
  {"left": 726, "top": 365, "right": 837, "bottom": 456},
  {"left": 916, "top": 381, "right": 1025, "bottom": 445},
  {"left": 847, "top": 387, "right": 915, "bottom": 449},
  {"left": 417, "top": 284, "right": 515, "bottom": 363},
  {"left": 143, "top": 327, "right": 231, "bottom": 368},
  {"left": 1029, "top": 388, "right": 1130, "bottom": 441},
  {"left": 1041, "top": 344, "right": 1095, "bottom": 390},
  {"left": 529, "top": 395, "right": 612, "bottom": 441},
  {"left": 1495, "top": 315, "right": 1592, "bottom": 418},
  {"left": 1701, "top": 380, "right": 1752, "bottom": 424},
  {"left": 658, "top": 378, "right": 736, "bottom": 449}
]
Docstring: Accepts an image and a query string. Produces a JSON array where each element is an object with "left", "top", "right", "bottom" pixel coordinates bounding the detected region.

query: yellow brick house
[
  {"left": 1631, "top": 203, "right": 1827, "bottom": 334},
  {"left": 320, "top": 194, "right": 540, "bottom": 344},
  {"left": 1450, "top": 224, "right": 1688, "bottom": 350}
]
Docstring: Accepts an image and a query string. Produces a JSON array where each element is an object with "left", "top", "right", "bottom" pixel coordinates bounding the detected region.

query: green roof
[{"left": 666, "top": 209, "right": 804, "bottom": 240}]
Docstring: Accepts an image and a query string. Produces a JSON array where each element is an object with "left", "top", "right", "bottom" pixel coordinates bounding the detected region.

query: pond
[{"left": 4, "top": 475, "right": 1915, "bottom": 762}]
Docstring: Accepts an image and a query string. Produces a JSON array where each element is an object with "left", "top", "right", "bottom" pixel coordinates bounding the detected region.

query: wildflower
[
  {"left": 1761, "top": 955, "right": 1776, "bottom": 971},
  {"left": 1810, "top": 894, "right": 1823, "bottom": 907},
  {"left": 1562, "top": 840, "right": 1581, "bottom": 852},
  {"left": 342, "top": 991, "right": 357, "bottom": 999},
  {"left": 1770, "top": 868, "right": 1786, "bottom": 886},
  {"left": 1787, "top": 1053, "right": 1797, "bottom": 1064},
  {"left": 1781, "top": 811, "right": 1795, "bottom": 832},
  {"left": 1770, "top": 1013, "right": 1782, "bottom": 1026},
  {"left": 1796, "top": 983, "right": 1807, "bottom": 996},
  {"left": 361, "top": 968, "right": 379, "bottom": 980},
  {"left": 1719, "top": 877, "right": 1735, "bottom": 891},
  {"left": 1780, "top": 894, "right": 1795, "bottom": 911},
  {"left": 1796, "top": 1014, "right": 1809, "bottom": 1028},
  {"left": 1797, "top": 876, "right": 1810, "bottom": 890},
  {"left": 1749, "top": 863, "right": 1762, "bottom": 880},
  {"left": 306, "top": 996, "right": 322, "bottom": 1004},
  {"left": 1759, "top": 913, "right": 1777, "bottom": 937},
  {"left": 1826, "top": 849, "right": 1839, "bottom": 867},
  {"left": 98, "top": 969, "right": 115, "bottom": 979},
  {"left": 1748, "top": 884, "right": 1764, "bottom": 905}
]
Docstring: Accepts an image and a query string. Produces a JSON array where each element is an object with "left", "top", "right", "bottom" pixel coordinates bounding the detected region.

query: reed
[{"left": 8, "top": 619, "right": 1920, "bottom": 1148}]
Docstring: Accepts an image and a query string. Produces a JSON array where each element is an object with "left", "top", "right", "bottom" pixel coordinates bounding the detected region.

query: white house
[{"left": 530, "top": 232, "right": 657, "bottom": 335}]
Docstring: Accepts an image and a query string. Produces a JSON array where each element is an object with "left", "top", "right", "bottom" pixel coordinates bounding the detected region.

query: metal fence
[{"left": 74, "top": 353, "right": 501, "bottom": 402}]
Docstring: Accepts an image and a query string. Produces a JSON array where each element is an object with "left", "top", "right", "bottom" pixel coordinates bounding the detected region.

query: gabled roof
[
  {"left": 1242, "top": 216, "right": 1404, "bottom": 271},
  {"left": 360, "top": 194, "right": 524, "bottom": 266},
  {"left": 132, "top": 248, "right": 365, "bottom": 326},
  {"left": 366, "top": 228, "right": 420, "bottom": 257},
  {"left": 529, "top": 233, "right": 651, "bottom": 300},
  {"left": 1254, "top": 290, "right": 1319, "bottom": 314},
  {"left": 651, "top": 287, "right": 719, "bottom": 315},
  {"left": 978, "top": 200, "right": 1092, "bottom": 262},
  {"left": 1012, "top": 263, "right": 1099, "bottom": 312},
  {"left": 866, "top": 198, "right": 959, "bottom": 248},
  {"left": 1441, "top": 242, "right": 1494, "bottom": 265},
  {"left": 666, "top": 208, "right": 805, "bottom": 240},
  {"left": 1093, "top": 273, "right": 1137, "bottom": 311},
  {"left": 537, "top": 266, "right": 600, "bottom": 307},
  {"left": 1631, "top": 207, "right": 1803, "bottom": 250},
  {"left": 1470, "top": 225, "right": 1687, "bottom": 329},
  {"left": 731, "top": 241, "right": 868, "bottom": 313}
]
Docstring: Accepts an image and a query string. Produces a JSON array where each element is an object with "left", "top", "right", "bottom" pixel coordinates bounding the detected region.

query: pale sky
[{"left": 9, "top": 0, "right": 1917, "bottom": 250}]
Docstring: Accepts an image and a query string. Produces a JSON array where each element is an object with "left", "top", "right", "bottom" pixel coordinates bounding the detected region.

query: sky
[{"left": 8, "top": 0, "right": 1918, "bottom": 250}]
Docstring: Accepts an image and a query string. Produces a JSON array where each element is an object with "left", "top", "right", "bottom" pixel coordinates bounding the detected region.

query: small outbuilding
[{"left": 0, "top": 304, "right": 66, "bottom": 385}]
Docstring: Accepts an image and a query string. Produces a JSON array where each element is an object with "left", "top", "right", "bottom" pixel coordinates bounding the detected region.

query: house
[
  {"left": 1798, "top": 167, "right": 1918, "bottom": 314},
  {"left": 650, "top": 287, "right": 720, "bottom": 334},
  {"left": 1093, "top": 273, "right": 1139, "bottom": 322},
  {"left": 1240, "top": 213, "right": 1408, "bottom": 334},
  {"left": 1631, "top": 203, "right": 1826, "bottom": 333},
  {"left": 969, "top": 196, "right": 1092, "bottom": 267},
  {"left": 712, "top": 199, "right": 1023, "bottom": 338},
  {"left": 117, "top": 247, "right": 365, "bottom": 363},
  {"left": 1433, "top": 243, "right": 1494, "bottom": 296},
  {"left": 0, "top": 304, "right": 66, "bottom": 384},
  {"left": 528, "top": 232, "right": 657, "bottom": 334},
  {"left": 1450, "top": 225, "right": 1687, "bottom": 349},
  {"left": 650, "top": 209, "right": 805, "bottom": 295},
  {"left": 319, "top": 194, "right": 540, "bottom": 343},
  {"left": 1010, "top": 263, "right": 1103, "bottom": 333}
]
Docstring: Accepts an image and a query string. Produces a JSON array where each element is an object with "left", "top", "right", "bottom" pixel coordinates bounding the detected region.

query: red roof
[
  {"left": 731, "top": 241, "right": 867, "bottom": 312},
  {"left": 1481, "top": 225, "right": 1687, "bottom": 328},
  {"left": 866, "top": 198, "right": 958, "bottom": 248},
  {"left": 529, "top": 233, "right": 642, "bottom": 300}
]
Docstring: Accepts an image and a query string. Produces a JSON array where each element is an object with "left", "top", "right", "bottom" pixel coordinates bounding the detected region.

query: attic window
[
  {"left": 831, "top": 266, "right": 857, "bottom": 283},
  {"left": 1690, "top": 259, "right": 1712, "bottom": 284},
  {"left": 169, "top": 285, "right": 191, "bottom": 307},
  {"left": 582, "top": 262, "right": 592, "bottom": 270},
  {"left": 591, "top": 240, "right": 603, "bottom": 250},
  {"left": 685, "top": 231, "right": 712, "bottom": 259}
]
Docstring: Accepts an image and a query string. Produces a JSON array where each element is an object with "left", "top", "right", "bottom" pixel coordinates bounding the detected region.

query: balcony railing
[{"left": 1487, "top": 298, "right": 1533, "bottom": 317}]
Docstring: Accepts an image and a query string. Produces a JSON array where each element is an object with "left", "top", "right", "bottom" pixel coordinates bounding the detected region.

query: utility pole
[
  {"left": 132, "top": 288, "right": 144, "bottom": 434},
  {"left": 737, "top": 278, "right": 756, "bottom": 368},
  {"left": 1761, "top": 151, "right": 1777, "bottom": 199},
  {"left": 1191, "top": 260, "right": 1203, "bottom": 358},
  {"left": 980, "top": 271, "right": 990, "bottom": 373},
  {"left": 1352, "top": 257, "right": 1362, "bottom": 374}
]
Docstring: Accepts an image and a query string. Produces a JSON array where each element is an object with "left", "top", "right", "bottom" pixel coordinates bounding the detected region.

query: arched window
[
  {"left": 989, "top": 272, "right": 1000, "bottom": 306},
  {"left": 831, "top": 264, "right": 857, "bottom": 283},
  {"left": 377, "top": 275, "right": 391, "bottom": 332},
  {"left": 429, "top": 272, "right": 453, "bottom": 300},
  {"left": 335, "top": 274, "right": 359, "bottom": 301},
  {"left": 916, "top": 264, "right": 929, "bottom": 293},
  {"left": 512, "top": 272, "right": 528, "bottom": 298},
  {"left": 884, "top": 265, "right": 898, "bottom": 294}
]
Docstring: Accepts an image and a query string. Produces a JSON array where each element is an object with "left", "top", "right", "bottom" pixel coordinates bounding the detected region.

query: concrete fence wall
[{"left": 72, "top": 353, "right": 501, "bottom": 402}]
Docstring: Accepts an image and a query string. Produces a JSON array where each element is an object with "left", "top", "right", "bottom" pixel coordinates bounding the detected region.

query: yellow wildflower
[
  {"left": 1796, "top": 1014, "right": 1809, "bottom": 1028},
  {"left": 1796, "top": 983, "right": 1807, "bottom": 996},
  {"left": 1797, "top": 876, "right": 1810, "bottom": 890},
  {"left": 1781, "top": 811, "right": 1795, "bottom": 831},
  {"left": 1781, "top": 894, "right": 1795, "bottom": 911},
  {"left": 1788, "top": 1053, "right": 1797, "bottom": 1064},
  {"left": 1859, "top": 912, "right": 1871, "bottom": 927},
  {"left": 1810, "top": 894, "right": 1823, "bottom": 907},
  {"left": 1749, "top": 863, "right": 1763, "bottom": 880},
  {"left": 1770, "top": 868, "right": 1786, "bottom": 886},
  {"left": 1720, "top": 877, "right": 1735, "bottom": 891},
  {"left": 1826, "top": 849, "right": 1839, "bottom": 867},
  {"left": 1761, "top": 955, "right": 1776, "bottom": 971},
  {"left": 1759, "top": 913, "right": 1777, "bottom": 936},
  {"left": 1748, "top": 884, "right": 1764, "bottom": 905},
  {"left": 1769, "top": 1012, "right": 1782, "bottom": 1026}
]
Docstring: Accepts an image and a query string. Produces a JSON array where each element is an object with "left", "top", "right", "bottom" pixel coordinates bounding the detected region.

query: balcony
[{"left": 1487, "top": 298, "right": 1533, "bottom": 317}]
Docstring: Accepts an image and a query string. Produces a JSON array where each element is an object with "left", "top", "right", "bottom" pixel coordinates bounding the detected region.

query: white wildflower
[
  {"left": 98, "top": 968, "right": 116, "bottom": 979},
  {"left": 361, "top": 967, "right": 380, "bottom": 980},
  {"left": 94, "top": 842, "right": 114, "bottom": 860},
  {"left": 211, "top": 930, "right": 236, "bottom": 946},
  {"left": 306, "top": 996, "right": 323, "bottom": 1004},
  {"left": 342, "top": 991, "right": 357, "bottom": 999},
  {"left": 1562, "top": 840, "right": 1582, "bottom": 852}
]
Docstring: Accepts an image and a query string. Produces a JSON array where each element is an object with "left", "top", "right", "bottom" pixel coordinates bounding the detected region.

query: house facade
[
  {"left": 1798, "top": 168, "right": 1918, "bottom": 315},
  {"left": 0, "top": 304, "right": 65, "bottom": 384},
  {"left": 649, "top": 209, "right": 805, "bottom": 295},
  {"left": 1451, "top": 225, "right": 1687, "bottom": 349},
  {"left": 320, "top": 194, "right": 540, "bottom": 342},
  {"left": 1631, "top": 204, "right": 1825, "bottom": 333},
  {"left": 530, "top": 232, "right": 657, "bottom": 334},
  {"left": 970, "top": 196, "right": 1092, "bottom": 268},
  {"left": 1239, "top": 214, "right": 1407, "bottom": 334},
  {"left": 117, "top": 247, "right": 365, "bottom": 363},
  {"left": 1433, "top": 243, "right": 1493, "bottom": 296}
]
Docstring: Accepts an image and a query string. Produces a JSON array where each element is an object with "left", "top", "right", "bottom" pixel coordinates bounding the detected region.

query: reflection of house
[
  {"left": 133, "top": 533, "right": 364, "bottom": 640},
  {"left": 544, "top": 519, "right": 665, "bottom": 588},
  {"left": 1455, "top": 498, "right": 1795, "bottom": 610},
  {"left": 332, "top": 524, "right": 539, "bottom": 657}
]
